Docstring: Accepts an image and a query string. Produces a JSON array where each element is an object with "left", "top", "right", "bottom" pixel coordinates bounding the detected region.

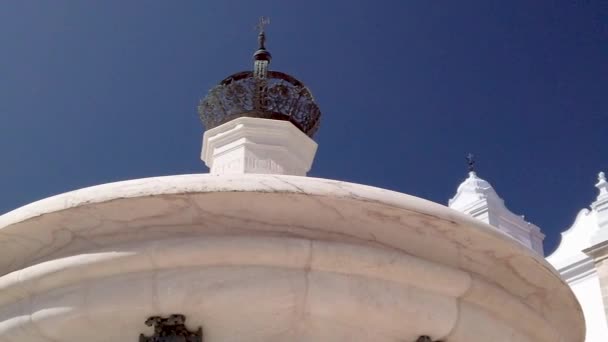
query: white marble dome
[{"left": 0, "top": 174, "right": 584, "bottom": 342}]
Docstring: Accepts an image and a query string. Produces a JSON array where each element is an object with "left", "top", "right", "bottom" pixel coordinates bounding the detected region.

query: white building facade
[{"left": 450, "top": 170, "right": 608, "bottom": 341}]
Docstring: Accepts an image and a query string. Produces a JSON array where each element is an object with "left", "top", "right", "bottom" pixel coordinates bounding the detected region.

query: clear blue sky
[{"left": 1, "top": 1, "right": 607, "bottom": 254}]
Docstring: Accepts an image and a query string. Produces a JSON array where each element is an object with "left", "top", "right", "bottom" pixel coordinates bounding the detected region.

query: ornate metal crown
[{"left": 198, "top": 21, "right": 321, "bottom": 137}]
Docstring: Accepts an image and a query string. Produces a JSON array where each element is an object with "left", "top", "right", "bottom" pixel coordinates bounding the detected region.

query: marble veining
[{"left": 0, "top": 174, "right": 584, "bottom": 341}]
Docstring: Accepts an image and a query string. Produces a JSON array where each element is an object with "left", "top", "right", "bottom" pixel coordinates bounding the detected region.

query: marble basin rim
[{"left": 0, "top": 174, "right": 585, "bottom": 342}]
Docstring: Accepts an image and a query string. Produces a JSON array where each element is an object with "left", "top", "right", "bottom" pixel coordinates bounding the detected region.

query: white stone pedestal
[{"left": 201, "top": 117, "right": 318, "bottom": 176}]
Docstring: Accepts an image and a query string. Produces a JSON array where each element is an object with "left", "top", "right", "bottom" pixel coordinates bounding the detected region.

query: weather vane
[
  {"left": 466, "top": 153, "right": 475, "bottom": 172},
  {"left": 255, "top": 17, "right": 270, "bottom": 50},
  {"left": 256, "top": 16, "right": 270, "bottom": 33}
]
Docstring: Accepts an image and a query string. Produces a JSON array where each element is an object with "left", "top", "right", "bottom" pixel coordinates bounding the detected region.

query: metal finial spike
[
  {"left": 253, "top": 16, "right": 272, "bottom": 68},
  {"left": 258, "top": 31, "right": 266, "bottom": 49},
  {"left": 466, "top": 153, "right": 476, "bottom": 173},
  {"left": 255, "top": 17, "right": 270, "bottom": 49}
]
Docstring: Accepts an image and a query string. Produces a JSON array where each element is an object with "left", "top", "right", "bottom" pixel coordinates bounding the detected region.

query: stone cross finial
[
  {"left": 591, "top": 171, "right": 608, "bottom": 241},
  {"left": 597, "top": 171, "right": 608, "bottom": 198}
]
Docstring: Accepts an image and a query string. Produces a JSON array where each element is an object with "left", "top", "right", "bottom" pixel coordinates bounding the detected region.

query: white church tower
[
  {"left": 547, "top": 171, "right": 608, "bottom": 342},
  {"left": 448, "top": 156, "right": 545, "bottom": 255}
]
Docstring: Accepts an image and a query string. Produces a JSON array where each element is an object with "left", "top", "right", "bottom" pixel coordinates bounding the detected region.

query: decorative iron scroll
[
  {"left": 198, "top": 70, "right": 321, "bottom": 137},
  {"left": 416, "top": 335, "right": 442, "bottom": 342},
  {"left": 139, "top": 314, "right": 202, "bottom": 342}
]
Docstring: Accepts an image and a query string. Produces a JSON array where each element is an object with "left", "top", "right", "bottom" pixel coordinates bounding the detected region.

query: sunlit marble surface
[{"left": 0, "top": 174, "right": 584, "bottom": 341}]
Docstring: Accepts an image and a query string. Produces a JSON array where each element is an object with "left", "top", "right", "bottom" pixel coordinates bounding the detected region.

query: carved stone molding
[{"left": 139, "top": 314, "right": 202, "bottom": 342}]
